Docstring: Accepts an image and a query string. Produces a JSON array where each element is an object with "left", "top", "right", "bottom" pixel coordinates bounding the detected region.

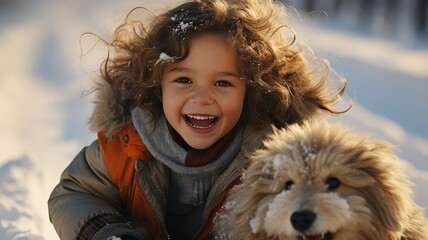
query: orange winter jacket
[{"left": 97, "top": 124, "right": 242, "bottom": 239}]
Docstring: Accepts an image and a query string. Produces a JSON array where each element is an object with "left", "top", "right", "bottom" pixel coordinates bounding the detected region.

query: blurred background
[
  {"left": 289, "top": 0, "right": 428, "bottom": 139},
  {"left": 1, "top": 0, "right": 427, "bottom": 239},
  {"left": 292, "top": 0, "right": 428, "bottom": 37}
]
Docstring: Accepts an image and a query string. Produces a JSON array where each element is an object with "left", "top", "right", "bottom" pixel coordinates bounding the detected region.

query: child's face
[{"left": 161, "top": 32, "right": 246, "bottom": 149}]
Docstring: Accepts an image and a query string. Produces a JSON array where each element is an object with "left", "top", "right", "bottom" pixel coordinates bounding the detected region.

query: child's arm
[{"left": 48, "top": 141, "right": 145, "bottom": 240}]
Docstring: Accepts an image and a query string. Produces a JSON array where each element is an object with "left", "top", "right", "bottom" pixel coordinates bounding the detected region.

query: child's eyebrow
[
  {"left": 216, "top": 71, "right": 240, "bottom": 78},
  {"left": 167, "top": 67, "right": 239, "bottom": 78},
  {"left": 166, "top": 67, "right": 194, "bottom": 73}
]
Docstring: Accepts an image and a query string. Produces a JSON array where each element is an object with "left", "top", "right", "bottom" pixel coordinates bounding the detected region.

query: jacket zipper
[
  {"left": 193, "top": 161, "right": 244, "bottom": 239},
  {"left": 136, "top": 160, "right": 170, "bottom": 239},
  {"left": 203, "top": 154, "right": 247, "bottom": 216}
]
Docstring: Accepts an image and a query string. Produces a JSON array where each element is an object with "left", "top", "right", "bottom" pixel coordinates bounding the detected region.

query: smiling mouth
[
  {"left": 298, "top": 232, "right": 333, "bottom": 240},
  {"left": 185, "top": 114, "right": 218, "bottom": 129}
]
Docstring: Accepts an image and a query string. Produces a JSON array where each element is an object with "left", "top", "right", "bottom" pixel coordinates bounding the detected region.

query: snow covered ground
[{"left": 0, "top": 0, "right": 427, "bottom": 239}]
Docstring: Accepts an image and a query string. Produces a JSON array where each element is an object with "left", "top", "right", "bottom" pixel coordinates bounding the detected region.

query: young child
[{"left": 48, "top": 0, "right": 348, "bottom": 239}]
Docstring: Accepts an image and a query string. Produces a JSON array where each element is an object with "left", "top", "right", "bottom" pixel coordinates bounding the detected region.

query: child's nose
[{"left": 190, "top": 87, "right": 214, "bottom": 105}]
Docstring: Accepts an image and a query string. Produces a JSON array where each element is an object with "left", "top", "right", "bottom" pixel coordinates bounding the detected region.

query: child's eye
[
  {"left": 175, "top": 77, "right": 191, "bottom": 84},
  {"left": 214, "top": 80, "right": 232, "bottom": 87}
]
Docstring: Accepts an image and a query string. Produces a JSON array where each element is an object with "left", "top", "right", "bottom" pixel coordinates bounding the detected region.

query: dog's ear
[
  {"left": 357, "top": 141, "right": 414, "bottom": 233},
  {"left": 218, "top": 158, "right": 267, "bottom": 237}
]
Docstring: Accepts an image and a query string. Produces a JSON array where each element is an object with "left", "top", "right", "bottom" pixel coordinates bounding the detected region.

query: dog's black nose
[{"left": 290, "top": 209, "right": 316, "bottom": 231}]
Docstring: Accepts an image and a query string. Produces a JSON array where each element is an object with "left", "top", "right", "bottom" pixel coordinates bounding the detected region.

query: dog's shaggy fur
[{"left": 215, "top": 121, "right": 428, "bottom": 240}]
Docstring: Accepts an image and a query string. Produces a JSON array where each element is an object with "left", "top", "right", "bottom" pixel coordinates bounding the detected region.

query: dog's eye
[
  {"left": 285, "top": 180, "right": 294, "bottom": 191},
  {"left": 326, "top": 177, "right": 341, "bottom": 190}
]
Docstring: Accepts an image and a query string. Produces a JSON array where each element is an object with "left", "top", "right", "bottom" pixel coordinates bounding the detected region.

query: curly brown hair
[{"left": 97, "top": 0, "right": 348, "bottom": 128}]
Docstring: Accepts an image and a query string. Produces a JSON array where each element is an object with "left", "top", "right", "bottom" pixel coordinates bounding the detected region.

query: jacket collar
[{"left": 88, "top": 81, "right": 133, "bottom": 137}]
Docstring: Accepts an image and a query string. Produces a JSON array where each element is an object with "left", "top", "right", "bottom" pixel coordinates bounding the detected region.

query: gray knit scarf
[{"left": 131, "top": 107, "right": 244, "bottom": 176}]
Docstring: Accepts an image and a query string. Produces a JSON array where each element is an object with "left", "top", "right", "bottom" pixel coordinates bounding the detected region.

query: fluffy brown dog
[{"left": 215, "top": 121, "right": 428, "bottom": 240}]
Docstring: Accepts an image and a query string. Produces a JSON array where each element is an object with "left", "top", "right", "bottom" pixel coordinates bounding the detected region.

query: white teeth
[
  {"left": 187, "top": 114, "right": 215, "bottom": 120},
  {"left": 189, "top": 123, "right": 215, "bottom": 129}
]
